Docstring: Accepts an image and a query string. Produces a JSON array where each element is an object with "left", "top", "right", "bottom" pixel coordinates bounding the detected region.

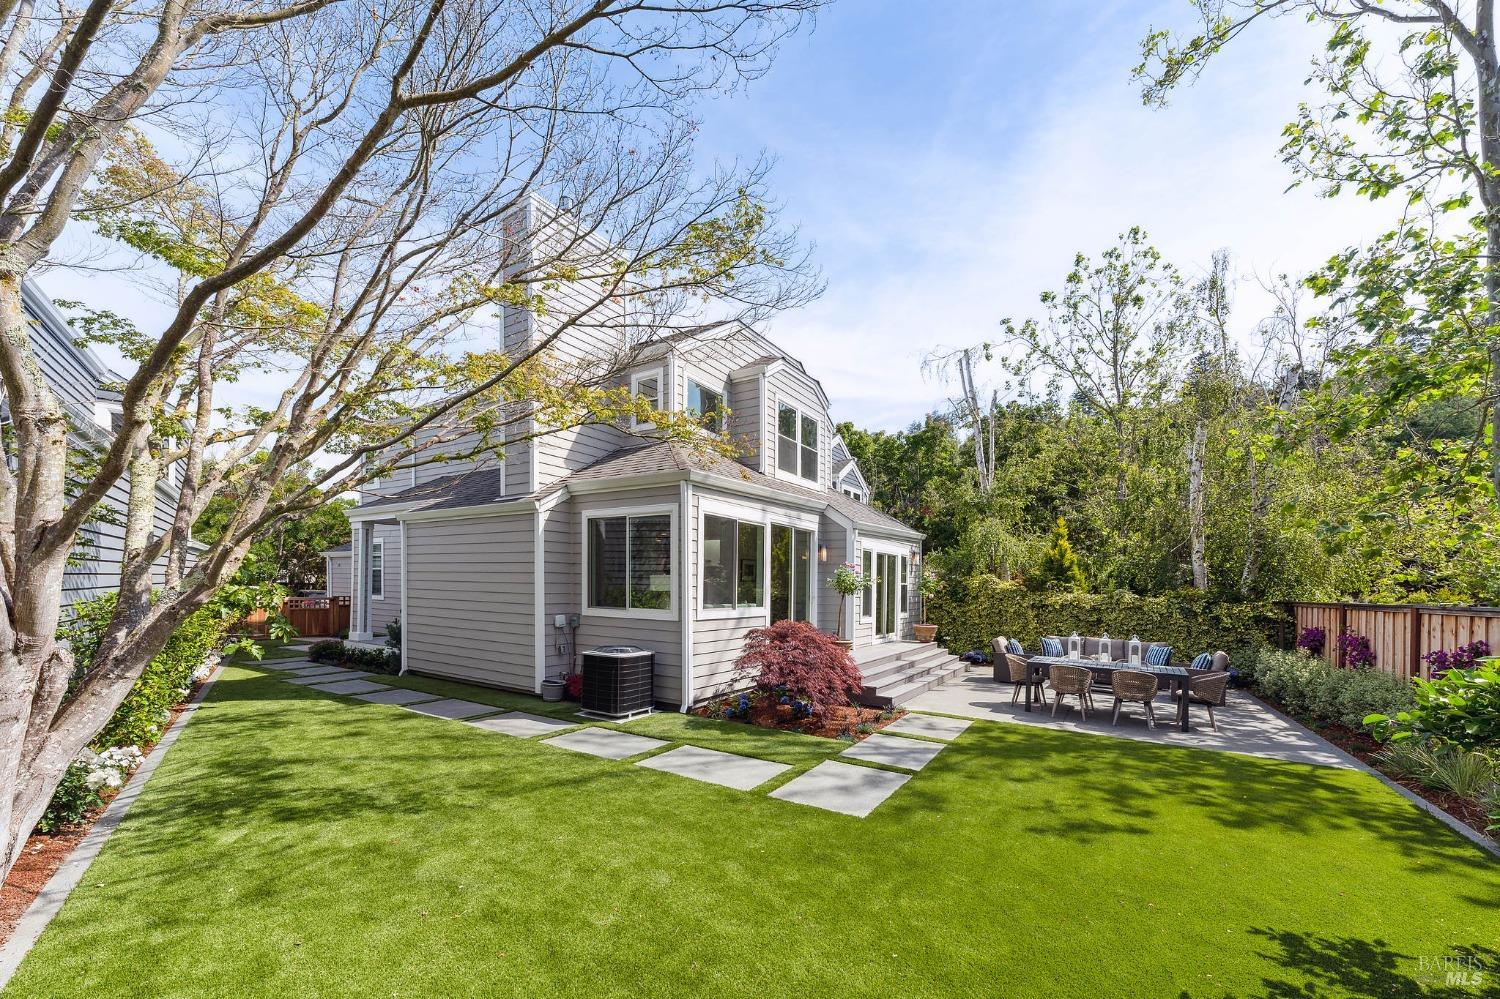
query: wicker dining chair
[
  {"left": 1173, "top": 670, "right": 1232, "bottom": 732},
  {"left": 1110, "top": 669, "right": 1160, "bottom": 729},
  {"left": 1005, "top": 653, "right": 1048, "bottom": 707},
  {"left": 1047, "top": 663, "right": 1094, "bottom": 719}
]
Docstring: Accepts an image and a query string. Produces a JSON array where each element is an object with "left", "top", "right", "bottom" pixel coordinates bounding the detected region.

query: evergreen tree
[{"left": 1032, "top": 517, "right": 1087, "bottom": 593}]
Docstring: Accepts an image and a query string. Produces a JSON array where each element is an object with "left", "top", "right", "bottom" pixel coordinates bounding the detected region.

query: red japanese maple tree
[{"left": 736, "top": 620, "right": 864, "bottom": 712}]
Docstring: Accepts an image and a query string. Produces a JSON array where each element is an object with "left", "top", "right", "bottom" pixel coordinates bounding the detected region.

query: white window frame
[
  {"left": 860, "top": 548, "right": 873, "bottom": 621},
  {"left": 776, "top": 402, "right": 819, "bottom": 484},
  {"left": 630, "top": 367, "right": 665, "bottom": 429},
  {"left": 686, "top": 376, "right": 727, "bottom": 434},
  {"left": 370, "top": 539, "right": 385, "bottom": 600},
  {"left": 580, "top": 504, "right": 679, "bottom": 620},
  {"left": 697, "top": 507, "right": 768, "bottom": 620},
  {"left": 900, "top": 555, "right": 910, "bottom": 619}
]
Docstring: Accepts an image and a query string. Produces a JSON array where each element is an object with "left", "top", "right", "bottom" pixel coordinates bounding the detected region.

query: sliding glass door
[{"left": 770, "top": 524, "right": 813, "bottom": 624}]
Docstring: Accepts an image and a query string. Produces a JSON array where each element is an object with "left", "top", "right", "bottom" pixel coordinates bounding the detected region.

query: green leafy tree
[{"left": 194, "top": 466, "right": 353, "bottom": 592}]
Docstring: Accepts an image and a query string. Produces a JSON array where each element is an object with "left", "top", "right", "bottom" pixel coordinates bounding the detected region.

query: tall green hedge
[{"left": 929, "top": 576, "right": 1286, "bottom": 665}]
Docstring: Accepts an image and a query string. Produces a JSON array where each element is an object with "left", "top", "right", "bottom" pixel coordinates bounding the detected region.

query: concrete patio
[{"left": 905, "top": 670, "right": 1351, "bottom": 768}]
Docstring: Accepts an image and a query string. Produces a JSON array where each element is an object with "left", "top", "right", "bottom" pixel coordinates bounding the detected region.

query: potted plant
[
  {"left": 912, "top": 567, "right": 939, "bottom": 643},
  {"left": 828, "top": 561, "right": 864, "bottom": 650}
]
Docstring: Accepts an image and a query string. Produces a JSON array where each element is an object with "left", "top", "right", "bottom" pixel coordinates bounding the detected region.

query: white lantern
[
  {"left": 1068, "top": 632, "right": 1081, "bottom": 659},
  {"left": 1128, "top": 635, "right": 1142, "bottom": 665},
  {"left": 1098, "top": 632, "right": 1112, "bottom": 662}
]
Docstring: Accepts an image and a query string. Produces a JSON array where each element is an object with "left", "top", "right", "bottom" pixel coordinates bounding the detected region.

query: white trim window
[
  {"left": 630, "top": 368, "right": 664, "bottom": 427},
  {"left": 370, "top": 539, "right": 385, "bottom": 599},
  {"left": 776, "top": 403, "right": 818, "bottom": 482},
  {"left": 769, "top": 523, "right": 816, "bottom": 624},
  {"left": 900, "top": 555, "right": 909, "bottom": 617},
  {"left": 687, "top": 378, "right": 726, "bottom": 434},
  {"left": 860, "top": 549, "right": 873, "bottom": 620},
  {"left": 584, "top": 508, "right": 677, "bottom": 619},
  {"left": 700, "top": 513, "right": 765, "bottom": 614}
]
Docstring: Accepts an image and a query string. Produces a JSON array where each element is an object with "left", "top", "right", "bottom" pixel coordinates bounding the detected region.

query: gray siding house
[
  {"left": 343, "top": 198, "right": 944, "bottom": 709},
  {"left": 5, "top": 283, "right": 187, "bottom": 609}
]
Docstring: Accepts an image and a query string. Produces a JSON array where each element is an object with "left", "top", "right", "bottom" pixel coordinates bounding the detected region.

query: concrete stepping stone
[
  {"left": 541, "top": 727, "right": 667, "bottom": 760},
  {"left": 400, "top": 698, "right": 498, "bottom": 720},
  {"left": 351, "top": 688, "right": 441, "bottom": 706},
  {"left": 769, "top": 761, "right": 911, "bottom": 818},
  {"left": 636, "top": 745, "right": 790, "bottom": 791},
  {"left": 467, "top": 712, "right": 577, "bottom": 738},
  {"left": 883, "top": 714, "right": 973, "bottom": 742},
  {"left": 254, "top": 659, "right": 310, "bottom": 671},
  {"left": 284, "top": 670, "right": 373, "bottom": 685},
  {"left": 283, "top": 665, "right": 350, "bottom": 678},
  {"left": 307, "top": 678, "right": 391, "bottom": 696},
  {"left": 839, "top": 733, "right": 945, "bottom": 771}
]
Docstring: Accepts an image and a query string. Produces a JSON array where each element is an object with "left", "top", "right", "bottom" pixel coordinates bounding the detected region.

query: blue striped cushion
[
  {"left": 1190, "top": 652, "right": 1211, "bottom": 671},
  {"left": 1041, "top": 637, "right": 1064, "bottom": 657},
  {"left": 1145, "top": 645, "right": 1172, "bottom": 667},
  {"left": 1007, "top": 638, "right": 1024, "bottom": 656}
]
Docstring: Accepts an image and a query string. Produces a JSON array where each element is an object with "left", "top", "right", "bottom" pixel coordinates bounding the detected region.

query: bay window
[
  {"left": 586, "top": 511, "right": 675, "bottom": 615},
  {"left": 776, "top": 403, "right": 818, "bottom": 481},
  {"left": 701, "top": 514, "right": 765, "bottom": 611}
]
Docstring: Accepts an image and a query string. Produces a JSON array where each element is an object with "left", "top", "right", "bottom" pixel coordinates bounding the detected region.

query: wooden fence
[
  {"left": 236, "top": 596, "right": 350, "bottom": 639},
  {"left": 1287, "top": 601, "right": 1500, "bottom": 680}
]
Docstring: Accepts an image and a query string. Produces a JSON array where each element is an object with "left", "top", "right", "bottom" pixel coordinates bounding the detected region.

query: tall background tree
[{"left": 0, "top": 0, "right": 827, "bottom": 879}]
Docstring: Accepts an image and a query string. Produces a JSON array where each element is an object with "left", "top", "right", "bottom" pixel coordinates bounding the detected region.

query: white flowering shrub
[{"left": 37, "top": 745, "right": 144, "bottom": 832}]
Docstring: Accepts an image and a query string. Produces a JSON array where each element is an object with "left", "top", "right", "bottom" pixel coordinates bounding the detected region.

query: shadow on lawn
[
  {"left": 105, "top": 673, "right": 631, "bottom": 865},
  {"left": 1181, "top": 930, "right": 1500, "bottom": 998},
  {"left": 896, "top": 721, "right": 1500, "bottom": 871}
]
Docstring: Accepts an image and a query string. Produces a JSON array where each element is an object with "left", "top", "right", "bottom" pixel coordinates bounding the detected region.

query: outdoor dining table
[{"left": 1023, "top": 655, "right": 1194, "bottom": 732}]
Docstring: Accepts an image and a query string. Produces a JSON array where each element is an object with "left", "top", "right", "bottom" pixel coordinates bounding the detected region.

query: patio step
[
  {"left": 858, "top": 646, "right": 956, "bottom": 686},
  {"left": 857, "top": 647, "right": 966, "bottom": 709}
]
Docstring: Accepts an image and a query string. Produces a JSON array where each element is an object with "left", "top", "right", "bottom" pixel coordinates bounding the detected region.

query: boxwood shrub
[
  {"left": 1253, "top": 647, "right": 1415, "bottom": 731},
  {"left": 928, "top": 577, "right": 1285, "bottom": 668},
  {"left": 64, "top": 594, "right": 229, "bottom": 750}
]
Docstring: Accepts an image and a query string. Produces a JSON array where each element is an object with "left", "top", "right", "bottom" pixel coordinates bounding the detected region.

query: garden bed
[{"left": 694, "top": 694, "right": 904, "bottom": 741}]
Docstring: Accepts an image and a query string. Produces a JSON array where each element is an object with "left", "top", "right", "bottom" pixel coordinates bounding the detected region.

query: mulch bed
[
  {"left": 0, "top": 675, "right": 207, "bottom": 948},
  {"left": 694, "top": 696, "right": 905, "bottom": 741},
  {"left": 1258, "top": 694, "right": 1495, "bottom": 842}
]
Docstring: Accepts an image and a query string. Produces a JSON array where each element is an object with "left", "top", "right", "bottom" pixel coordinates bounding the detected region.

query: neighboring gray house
[
  {"left": 4, "top": 282, "right": 188, "bottom": 609},
  {"left": 343, "top": 198, "right": 950, "bottom": 709}
]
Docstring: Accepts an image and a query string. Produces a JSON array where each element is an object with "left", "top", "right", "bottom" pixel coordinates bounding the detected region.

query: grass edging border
[
  {"left": 1246, "top": 691, "right": 1500, "bottom": 861},
  {"left": 0, "top": 663, "right": 225, "bottom": 989}
]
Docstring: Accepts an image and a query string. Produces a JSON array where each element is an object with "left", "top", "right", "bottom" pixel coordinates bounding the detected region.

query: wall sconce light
[{"left": 817, "top": 543, "right": 828, "bottom": 562}]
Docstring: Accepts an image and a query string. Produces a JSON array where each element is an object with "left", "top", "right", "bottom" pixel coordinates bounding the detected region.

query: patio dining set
[{"left": 991, "top": 635, "right": 1232, "bottom": 733}]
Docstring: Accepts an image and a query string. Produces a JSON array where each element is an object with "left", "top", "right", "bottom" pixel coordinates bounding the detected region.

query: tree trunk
[{"left": 1187, "top": 419, "right": 1208, "bottom": 590}]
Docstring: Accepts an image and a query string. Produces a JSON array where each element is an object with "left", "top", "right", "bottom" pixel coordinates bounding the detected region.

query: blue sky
[
  {"left": 38, "top": 0, "right": 1394, "bottom": 433},
  {"left": 687, "top": 0, "right": 1393, "bottom": 430}
]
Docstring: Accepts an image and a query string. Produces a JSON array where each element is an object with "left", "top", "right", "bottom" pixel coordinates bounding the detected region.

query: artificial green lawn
[{"left": 7, "top": 666, "right": 1497, "bottom": 998}]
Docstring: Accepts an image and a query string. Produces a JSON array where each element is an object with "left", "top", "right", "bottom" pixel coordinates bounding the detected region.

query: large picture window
[
  {"left": 687, "top": 379, "right": 725, "bottom": 434},
  {"left": 702, "top": 514, "right": 765, "bottom": 611},
  {"left": 776, "top": 403, "right": 818, "bottom": 481},
  {"left": 587, "top": 512, "right": 674, "bottom": 615}
]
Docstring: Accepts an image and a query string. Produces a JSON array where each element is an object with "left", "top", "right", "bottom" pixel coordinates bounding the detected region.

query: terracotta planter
[{"left": 913, "top": 624, "right": 938, "bottom": 643}]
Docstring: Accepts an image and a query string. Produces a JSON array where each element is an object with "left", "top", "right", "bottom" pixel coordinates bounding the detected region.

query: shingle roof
[
  {"left": 355, "top": 466, "right": 509, "bottom": 513},
  {"left": 324, "top": 542, "right": 351, "bottom": 554},
  {"left": 350, "top": 442, "right": 920, "bottom": 538}
]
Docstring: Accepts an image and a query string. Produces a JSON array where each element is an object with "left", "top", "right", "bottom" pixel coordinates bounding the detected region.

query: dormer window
[
  {"left": 630, "top": 368, "right": 664, "bottom": 427},
  {"left": 777, "top": 403, "right": 818, "bottom": 482},
  {"left": 687, "top": 379, "right": 725, "bottom": 434}
]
